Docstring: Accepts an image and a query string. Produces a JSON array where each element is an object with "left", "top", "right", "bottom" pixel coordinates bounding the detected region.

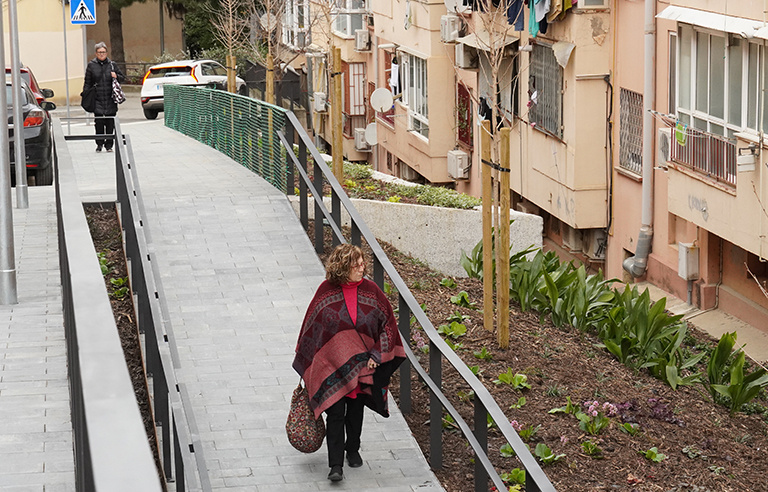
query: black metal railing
[
  {"left": 61, "top": 118, "right": 211, "bottom": 491},
  {"left": 54, "top": 121, "right": 161, "bottom": 491},
  {"left": 276, "top": 111, "right": 556, "bottom": 492}
]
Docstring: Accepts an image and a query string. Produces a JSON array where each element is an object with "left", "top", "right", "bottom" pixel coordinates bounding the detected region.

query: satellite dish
[
  {"left": 370, "top": 88, "right": 394, "bottom": 112},
  {"left": 260, "top": 13, "right": 278, "bottom": 32},
  {"left": 364, "top": 122, "right": 377, "bottom": 146}
]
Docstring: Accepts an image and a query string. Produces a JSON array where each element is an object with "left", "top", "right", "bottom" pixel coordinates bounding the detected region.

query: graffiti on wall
[{"left": 688, "top": 195, "right": 709, "bottom": 222}]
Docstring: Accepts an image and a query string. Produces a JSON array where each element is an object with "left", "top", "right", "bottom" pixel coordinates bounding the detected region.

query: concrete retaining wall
[{"left": 287, "top": 196, "right": 543, "bottom": 278}]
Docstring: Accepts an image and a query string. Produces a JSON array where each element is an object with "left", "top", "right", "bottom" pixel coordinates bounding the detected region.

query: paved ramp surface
[{"left": 67, "top": 117, "right": 442, "bottom": 491}]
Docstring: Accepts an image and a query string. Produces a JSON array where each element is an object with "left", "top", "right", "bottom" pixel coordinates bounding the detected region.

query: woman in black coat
[{"left": 83, "top": 42, "right": 125, "bottom": 152}]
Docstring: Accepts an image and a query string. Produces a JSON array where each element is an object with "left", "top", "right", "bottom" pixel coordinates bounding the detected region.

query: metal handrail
[
  {"left": 62, "top": 117, "right": 211, "bottom": 491},
  {"left": 277, "top": 110, "right": 556, "bottom": 492},
  {"left": 54, "top": 120, "right": 161, "bottom": 491}
]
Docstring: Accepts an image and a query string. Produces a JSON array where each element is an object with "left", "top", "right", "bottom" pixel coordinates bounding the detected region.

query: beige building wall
[
  {"left": 5, "top": 0, "right": 87, "bottom": 105},
  {"left": 610, "top": 0, "right": 768, "bottom": 330}
]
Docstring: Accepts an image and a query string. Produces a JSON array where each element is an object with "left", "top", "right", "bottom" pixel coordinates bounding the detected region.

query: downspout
[{"left": 623, "top": 0, "right": 656, "bottom": 277}]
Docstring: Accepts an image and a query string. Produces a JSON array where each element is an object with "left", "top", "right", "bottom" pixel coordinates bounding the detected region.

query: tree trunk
[{"left": 108, "top": 2, "right": 126, "bottom": 63}]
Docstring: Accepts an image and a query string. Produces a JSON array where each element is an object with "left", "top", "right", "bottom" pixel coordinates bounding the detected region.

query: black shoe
[
  {"left": 328, "top": 465, "right": 343, "bottom": 482},
  {"left": 347, "top": 450, "right": 363, "bottom": 468},
  {"left": 106, "top": 148, "right": 113, "bottom": 153},
  {"left": 95, "top": 147, "right": 102, "bottom": 152}
]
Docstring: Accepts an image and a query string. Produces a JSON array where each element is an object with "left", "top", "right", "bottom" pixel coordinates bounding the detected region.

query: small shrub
[
  {"left": 639, "top": 447, "right": 667, "bottom": 463},
  {"left": 440, "top": 277, "right": 457, "bottom": 288},
  {"left": 534, "top": 443, "right": 565, "bottom": 465},
  {"left": 581, "top": 439, "right": 603, "bottom": 458},
  {"left": 473, "top": 347, "right": 493, "bottom": 361},
  {"left": 450, "top": 291, "right": 477, "bottom": 309}
]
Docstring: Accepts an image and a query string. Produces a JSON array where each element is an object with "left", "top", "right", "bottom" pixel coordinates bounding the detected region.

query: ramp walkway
[{"left": 65, "top": 118, "right": 442, "bottom": 491}]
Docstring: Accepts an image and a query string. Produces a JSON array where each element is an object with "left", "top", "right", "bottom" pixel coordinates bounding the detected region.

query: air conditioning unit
[
  {"left": 447, "top": 149, "right": 470, "bottom": 179},
  {"left": 313, "top": 92, "right": 326, "bottom": 113},
  {"left": 354, "top": 128, "right": 370, "bottom": 151},
  {"left": 583, "top": 229, "right": 607, "bottom": 261},
  {"left": 355, "top": 29, "right": 370, "bottom": 51},
  {"left": 400, "top": 164, "right": 421, "bottom": 181},
  {"left": 562, "top": 224, "right": 583, "bottom": 252},
  {"left": 455, "top": 43, "right": 477, "bottom": 69},
  {"left": 440, "top": 15, "right": 460, "bottom": 43},
  {"left": 657, "top": 127, "right": 671, "bottom": 167}
]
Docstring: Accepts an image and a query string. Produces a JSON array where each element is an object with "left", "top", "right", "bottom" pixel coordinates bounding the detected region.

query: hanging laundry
[
  {"left": 508, "top": 0, "right": 525, "bottom": 31},
  {"left": 547, "top": 0, "right": 563, "bottom": 23},
  {"left": 535, "top": 0, "right": 550, "bottom": 22},
  {"left": 529, "top": 0, "right": 540, "bottom": 37}
]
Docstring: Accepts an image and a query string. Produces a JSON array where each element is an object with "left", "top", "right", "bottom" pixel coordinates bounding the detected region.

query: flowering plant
[{"left": 576, "top": 400, "right": 617, "bottom": 435}]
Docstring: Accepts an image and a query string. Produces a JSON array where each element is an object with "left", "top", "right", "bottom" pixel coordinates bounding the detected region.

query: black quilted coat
[{"left": 83, "top": 57, "right": 125, "bottom": 116}]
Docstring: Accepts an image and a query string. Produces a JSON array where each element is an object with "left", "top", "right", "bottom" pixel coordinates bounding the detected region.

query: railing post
[
  {"left": 473, "top": 399, "right": 488, "bottom": 492},
  {"left": 526, "top": 469, "right": 543, "bottom": 492},
  {"left": 299, "top": 138, "right": 308, "bottom": 230},
  {"left": 285, "top": 121, "right": 295, "bottom": 196},
  {"left": 351, "top": 221, "right": 361, "bottom": 247},
  {"left": 429, "top": 342, "right": 442, "bottom": 470},
  {"left": 313, "top": 159, "right": 324, "bottom": 254},
  {"left": 332, "top": 191, "right": 341, "bottom": 247},
  {"left": 397, "top": 295, "right": 411, "bottom": 414},
  {"left": 373, "top": 256, "right": 384, "bottom": 290}
]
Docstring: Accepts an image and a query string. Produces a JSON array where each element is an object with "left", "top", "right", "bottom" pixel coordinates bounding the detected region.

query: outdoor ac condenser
[
  {"left": 313, "top": 92, "right": 326, "bottom": 113},
  {"left": 440, "top": 15, "right": 460, "bottom": 43},
  {"left": 355, "top": 29, "right": 370, "bottom": 51},
  {"left": 447, "top": 149, "right": 469, "bottom": 179},
  {"left": 455, "top": 43, "right": 477, "bottom": 69},
  {"left": 354, "top": 128, "right": 370, "bottom": 151}
]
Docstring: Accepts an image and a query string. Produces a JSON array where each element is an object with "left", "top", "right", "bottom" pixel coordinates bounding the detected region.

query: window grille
[
  {"left": 529, "top": 44, "right": 562, "bottom": 138},
  {"left": 619, "top": 88, "right": 643, "bottom": 175}
]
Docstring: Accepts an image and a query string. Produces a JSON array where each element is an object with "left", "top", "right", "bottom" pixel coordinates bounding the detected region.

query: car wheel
[
  {"left": 143, "top": 108, "right": 159, "bottom": 120},
  {"left": 35, "top": 165, "right": 53, "bottom": 186}
]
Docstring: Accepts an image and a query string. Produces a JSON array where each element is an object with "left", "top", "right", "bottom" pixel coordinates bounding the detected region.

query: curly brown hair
[{"left": 326, "top": 244, "right": 365, "bottom": 285}]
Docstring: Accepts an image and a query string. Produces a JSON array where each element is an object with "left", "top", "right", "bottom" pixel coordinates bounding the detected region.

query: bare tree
[{"left": 210, "top": 0, "right": 250, "bottom": 92}]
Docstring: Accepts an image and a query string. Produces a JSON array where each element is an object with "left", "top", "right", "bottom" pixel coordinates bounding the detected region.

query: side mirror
[
  {"left": 41, "top": 88, "right": 54, "bottom": 98},
  {"left": 41, "top": 101, "right": 56, "bottom": 111}
]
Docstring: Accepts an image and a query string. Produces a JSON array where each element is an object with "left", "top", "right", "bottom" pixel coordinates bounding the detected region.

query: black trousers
[
  {"left": 324, "top": 396, "right": 365, "bottom": 467},
  {"left": 95, "top": 115, "right": 115, "bottom": 150}
]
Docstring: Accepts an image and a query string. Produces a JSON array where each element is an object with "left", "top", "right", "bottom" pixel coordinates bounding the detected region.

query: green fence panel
[{"left": 164, "top": 85, "right": 289, "bottom": 193}]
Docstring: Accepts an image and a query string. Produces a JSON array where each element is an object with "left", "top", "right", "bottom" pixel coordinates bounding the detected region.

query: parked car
[
  {"left": 140, "top": 59, "right": 247, "bottom": 119},
  {"left": 5, "top": 66, "right": 54, "bottom": 105},
  {"left": 6, "top": 80, "right": 56, "bottom": 186}
]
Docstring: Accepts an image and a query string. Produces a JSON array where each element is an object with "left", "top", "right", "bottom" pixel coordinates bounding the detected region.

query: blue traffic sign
[{"left": 71, "top": 0, "right": 96, "bottom": 25}]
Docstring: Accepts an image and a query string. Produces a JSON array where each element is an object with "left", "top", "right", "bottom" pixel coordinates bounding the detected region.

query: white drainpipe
[{"left": 623, "top": 0, "right": 656, "bottom": 277}]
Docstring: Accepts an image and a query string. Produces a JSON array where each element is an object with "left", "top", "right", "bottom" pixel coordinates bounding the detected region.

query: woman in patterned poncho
[{"left": 293, "top": 244, "right": 405, "bottom": 482}]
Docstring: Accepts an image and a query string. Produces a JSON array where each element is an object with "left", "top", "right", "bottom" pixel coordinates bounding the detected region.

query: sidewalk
[
  {"left": 66, "top": 117, "right": 443, "bottom": 491},
  {"left": 0, "top": 187, "right": 75, "bottom": 491}
]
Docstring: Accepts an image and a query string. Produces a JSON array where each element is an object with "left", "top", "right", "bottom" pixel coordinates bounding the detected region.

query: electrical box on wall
[
  {"left": 313, "top": 92, "right": 326, "bottom": 113},
  {"left": 678, "top": 242, "right": 699, "bottom": 280}
]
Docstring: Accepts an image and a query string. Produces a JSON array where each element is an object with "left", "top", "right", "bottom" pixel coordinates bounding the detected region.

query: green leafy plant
[
  {"left": 639, "top": 447, "right": 667, "bottom": 463},
  {"left": 500, "top": 468, "right": 526, "bottom": 485},
  {"left": 549, "top": 396, "right": 578, "bottom": 415},
  {"left": 343, "top": 179, "right": 358, "bottom": 188},
  {"left": 580, "top": 439, "right": 603, "bottom": 458},
  {"left": 576, "top": 401, "right": 617, "bottom": 435},
  {"left": 509, "top": 397, "right": 527, "bottom": 409},
  {"left": 473, "top": 346, "right": 493, "bottom": 361},
  {"left": 534, "top": 443, "right": 565, "bottom": 465},
  {"left": 682, "top": 445, "right": 707, "bottom": 459},
  {"left": 97, "top": 252, "right": 110, "bottom": 275},
  {"left": 518, "top": 424, "right": 541, "bottom": 442},
  {"left": 387, "top": 195, "right": 401, "bottom": 203},
  {"left": 467, "top": 364, "right": 483, "bottom": 377},
  {"left": 440, "top": 277, "right": 457, "bottom": 288},
  {"left": 709, "top": 465, "right": 726, "bottom": 475},
  {"left": 447, "top": 311, "right": 470, "bottom": 323},
  {"left": 619, "top": 422, "right": 640, "bottom": 436},
  {"left": 450, "top": 291, "right": 477, "bottom": 309},
  {"left": 494, "top": 369, "right": 531, "bottom": 390},
  {"left": 110, "top": 277, "right": 128, "bottom": 288},
  {"left": 499, "top": 443, "right": 516, "bottom": 458},
  {"left": 343, "top": 161, "right": 373, "bottom": 180},
  {"left": 383, "top": 282, "right": 396, "bottom": 295},
  {"left": 545, "top": 384, "right": 562, "bottom": 397},
  {"left": 710, "top": 348, "right": 768, "bottom": 415},
  {"left": 457, "top": 390, "right": 475, "bottom": 402},
  {"left": 437, "top": 322, "right": 467, "bottom": 340},
  {"left": 444, "top": 338, "right": 464, "bottom": 351},
  {"left": 487, "top": 414, "right": 497, "bottom": 429},
  {"left": 111, "top": 286, "right": 129, "bottom": 299}
]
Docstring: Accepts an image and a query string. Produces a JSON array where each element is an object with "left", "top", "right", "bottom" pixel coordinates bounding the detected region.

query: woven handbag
[
  {"left": 111, "top": 63, "right": 126, "bottom": 104},
  {"left": 286, "top": 381, "right": 325, "bottom": 453}
]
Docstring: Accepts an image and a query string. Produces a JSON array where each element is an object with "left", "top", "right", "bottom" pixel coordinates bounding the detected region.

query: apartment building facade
[{"left": 294, "top": 0, "right": 768, "bottom": 330}]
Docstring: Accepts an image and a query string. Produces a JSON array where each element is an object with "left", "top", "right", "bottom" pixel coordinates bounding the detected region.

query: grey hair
[{"left": 94, "top": 42, "right": 107, "bottom": 51}]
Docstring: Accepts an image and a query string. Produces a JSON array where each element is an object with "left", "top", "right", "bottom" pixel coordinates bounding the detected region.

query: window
[
  {"left": 342, "top": 62, "right": 366, "bottom": 137},
  {"left": 677, "top": 24, "right": 768, "bottom": 135},
  {"left": 619, "top": 88, "right": 643, "bottom": 175},
  {"left": 457, "top": 83, "right": 472, "bottom": 147},
  {"left": 478, "top": 52, "right": 516, "bottom": 127},
  {"left": 333, "top": 0, "right": 366, "bottom": 37},
  {"left": 402, "top": 53, "right": 428, "bottom": 138},
  {"left": 529, "top": 43, "right": 563, "bottom": 138},
  {"left": 668, "top": 32, "right": 676, "bottom": 114},
  {"left": 283, "top": 0, "right": 310, "bottom": 49}
]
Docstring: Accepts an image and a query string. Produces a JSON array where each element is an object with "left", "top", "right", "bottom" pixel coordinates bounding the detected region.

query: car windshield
[
  {"left": 147, "top": 66, "right": 193, "bottom": 79},
  {"left": 5, "top": 85, "right": 29, "bottom": 106}
]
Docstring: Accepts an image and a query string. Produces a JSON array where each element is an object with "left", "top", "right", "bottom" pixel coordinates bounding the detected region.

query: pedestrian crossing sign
[{"left": 71, "top": 0, "right": 96, "bottom": 25}]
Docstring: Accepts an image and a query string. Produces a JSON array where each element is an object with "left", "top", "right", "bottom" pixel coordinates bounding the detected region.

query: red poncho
[{"left": 293, "top": 278, "right": 406, "bottom": 419}]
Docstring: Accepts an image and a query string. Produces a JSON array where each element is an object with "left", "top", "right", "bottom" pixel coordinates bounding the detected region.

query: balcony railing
[{"left": 670, "top": 126, "right": 737, "bottom": 186}]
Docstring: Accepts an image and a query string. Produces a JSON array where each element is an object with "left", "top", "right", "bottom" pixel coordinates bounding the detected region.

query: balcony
[{"left": 670, "top": 126, "right": 736, "bottom": 187}]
